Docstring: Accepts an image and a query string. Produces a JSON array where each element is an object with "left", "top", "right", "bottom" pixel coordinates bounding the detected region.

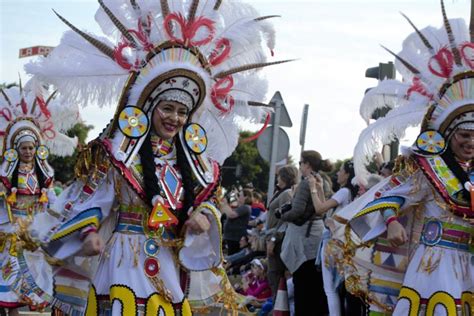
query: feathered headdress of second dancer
[
  {"left": 27, "top": 0, "right": 288, "bottom": 180},
  {"left": 0, "top": 80, "right": 78, "bottom": 205},
  {"left": 354, "top": 1, "right": 474, "bottom": 213}
]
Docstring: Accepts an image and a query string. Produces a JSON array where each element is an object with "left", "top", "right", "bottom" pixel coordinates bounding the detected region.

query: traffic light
[
  {"left": 365, "top": 62, "right": 395, "bottom": 80},
  {"left": 365, "top": 61, "right": 398, "bottom": 160}
]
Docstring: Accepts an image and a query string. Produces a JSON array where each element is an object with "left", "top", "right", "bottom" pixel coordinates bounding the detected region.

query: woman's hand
[
  {"left": 185, "top": 212, "right": 211, "bottom": 234},
  {"left": 80, "top": 232, "right": 104, "bottom": 256},
  {"left": 387, "top": 220, "right": 408, "bottom": 247}
]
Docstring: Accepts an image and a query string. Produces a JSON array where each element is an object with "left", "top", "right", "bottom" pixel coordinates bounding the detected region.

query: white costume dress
[{"left": 343, "top": 156, "right": 473, "bottom": 315}]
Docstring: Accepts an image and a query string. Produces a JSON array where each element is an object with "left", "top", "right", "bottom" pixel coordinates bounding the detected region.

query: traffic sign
[
  {"left": 269, "top": 91, "right": 292, "bottom": 127},
  {"left": 257, "top": 126, "right": 290, "bottom": 162}
]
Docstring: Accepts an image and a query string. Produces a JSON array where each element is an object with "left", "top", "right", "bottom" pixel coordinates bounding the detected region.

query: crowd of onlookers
[{"left": 220, "top": 150, "right": 394, "bottom": 315}]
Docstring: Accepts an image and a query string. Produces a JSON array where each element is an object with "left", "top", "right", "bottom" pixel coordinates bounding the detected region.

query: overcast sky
[{"left": 0, "top": 0, "right": 471, "bottom": 162}]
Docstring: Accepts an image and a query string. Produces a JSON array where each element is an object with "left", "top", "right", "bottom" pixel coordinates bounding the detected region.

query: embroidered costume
[
  {"left": 330, "top": 2, "right": 474, "bottom": 315},
  {"left": 27, "top": 0, "right": 287, "bottom": 315},
  {"left": 0, "top": 82, "right": 78, "bottom": 310}
]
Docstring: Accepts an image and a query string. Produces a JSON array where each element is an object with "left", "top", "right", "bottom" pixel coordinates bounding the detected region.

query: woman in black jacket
[{"left": 279, "top": 150, "right": 332, "bottom": 315}]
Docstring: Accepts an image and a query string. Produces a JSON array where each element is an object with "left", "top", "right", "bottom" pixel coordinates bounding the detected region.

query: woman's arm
[
  {"left": 308, "top": 174, "right": 338, "bottom": 215},
  {"left": 220, "top": 198, "right": 241, "bottom": 219}
]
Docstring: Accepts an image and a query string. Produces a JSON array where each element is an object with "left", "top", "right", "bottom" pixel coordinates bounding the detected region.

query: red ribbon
[
  {"left": 36, "top": 97, "right": 51, "bottom": 119},
  {"left": 0, "top": 108, "right": 12, "bottom": 121},
  {"left": 164, "top": 13, "right": 215, "bottom": 47},
  {"left": 20, "top": 98, "right": 28, "bottom": 115},
  {"left": 428, "top": 47, "right": 454, "bottom": 78},
  {"left": 114, "top": 42, "right": 133, "bottom": 70},
  {"left": 407, "top": 77, "right": 433, "bottom": 99},
  {"left": 128, "top": 16, "right": 154, "bottom": 52},
  {"left": 41, "top": 121, "right": 56, "bottom": 139},
  {"left": 460, "top": 42, "right": 474, "bottom": 69},
  {"left": 209, "top": 38, "right": 231, "bottom": 66},
  {"left": 211, "top": 76, "right": 234, "bottom": 114},
  {"left": 240, "top": 112, "right": 271, "bottom": 143}
]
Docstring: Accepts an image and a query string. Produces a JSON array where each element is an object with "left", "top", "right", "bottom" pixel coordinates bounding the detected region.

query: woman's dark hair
[
  {"left": 138, "top": 133, "right": 161, "bottom": 204},
  {"left": 175, "top": 139, "right": 197, "bottom": 229},
  {"left": 138, "top": 133, "right": 196, "bottom": 231},
  {"left": 342, "top": 160, "right": 358, "bottom": 201},
  {"left": 11, "top": 159, "right": 47, "bottom": 191},
  {"left": 278, "top": 165, "right": 298, "bottom": 188},
  {"left": 301, "top": 150, "right": 332, "bottom": 173}
]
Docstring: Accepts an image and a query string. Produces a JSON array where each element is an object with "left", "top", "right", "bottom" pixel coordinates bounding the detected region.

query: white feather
[{"left": 354, "top": 99, "right": 427, "bottom": 185}]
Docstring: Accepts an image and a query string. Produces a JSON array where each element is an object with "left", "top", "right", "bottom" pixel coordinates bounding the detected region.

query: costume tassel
[
  {"left": 7, "top": 188, "right": 17, "bottom": 205},
  {"left": 39, "top": 189, "right": 49, "bottom": 204}
]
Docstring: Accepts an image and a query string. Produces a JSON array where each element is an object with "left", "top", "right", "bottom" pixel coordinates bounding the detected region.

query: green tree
[
  {"left": 221, "top": 131, "right": 270, "bottom": 193},
  {"left": 48, "top": 123, "right": 94, "bottom": 183}
]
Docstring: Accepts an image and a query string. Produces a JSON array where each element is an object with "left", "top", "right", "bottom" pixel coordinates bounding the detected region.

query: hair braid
[
  {"left": 176, "top": 139, "right": 196, "bottom": 230},
  {"left": 138, "top": 133, "right": 161, "bottom": 205}
]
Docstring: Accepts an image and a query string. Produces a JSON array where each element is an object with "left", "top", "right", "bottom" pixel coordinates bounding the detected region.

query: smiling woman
[
  {"left": 450, "top": 129, "right": 474, "bottom": 161},
  {"left": 152, "top": 101, "right": 189, "bottom": 140},
  {"left": 24, "top": 0, "right": 287, "bottom": 314},
  {"left": 332, "top": 5, "right": 474, "bottom": 315}
]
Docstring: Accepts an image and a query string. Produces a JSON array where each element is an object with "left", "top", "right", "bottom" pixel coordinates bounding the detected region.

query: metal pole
[
  {"left": 470, "top": 0, "right": 474, "bottom": 43},
  {"left": 300, "top": 104, "right": 309, "bottom": 155},
  {"left": 267, "top": 99, "right": 281, "bottom": 199}
]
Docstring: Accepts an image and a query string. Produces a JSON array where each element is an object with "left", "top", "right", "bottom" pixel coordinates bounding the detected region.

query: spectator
[
  {"left": 265, "top": 165, "right": 298, "bottom": 300},
  {"left": 250, "top": 192, "right": 266, "bottom": 222},
  {"left": 241, "top": 259, "right": 272, "bottom": 301},
  {"left": 227, "top": 229, "right": 267, "bottom": 275},
  {"left": 225, "top": 235, "right": 251, "bottom": 269},
  {"left": 279, "top": 150, "right": 332, "bottom": 315},
  {"left": 308, "top": 160, "right": 362, "bottom": 316},
  {"left": 222, "top": 189, "right": 252, "bottom": 255},
  {"left": 378, "top": 160, "right": 394, "bottom": 178},
  {"left": 357, "top": 173, "right": 384, "bottom": 196}
]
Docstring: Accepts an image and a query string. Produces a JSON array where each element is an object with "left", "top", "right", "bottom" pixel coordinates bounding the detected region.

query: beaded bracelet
[
  {"left": 79, "top": 225, "right": 98, "bottom": 241},
  {"left": 385, "top": 215, "right": 399, "bottom": 226}
]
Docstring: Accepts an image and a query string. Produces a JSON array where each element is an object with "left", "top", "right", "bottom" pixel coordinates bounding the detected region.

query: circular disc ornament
[
  {"left": 118, "top": 106, "right": 149, "bottom": 139},
  {"left": 184, "top": 123, "right": 207, "bottom": 154},
  {"left": 36, "top": 145, "right": 50, "bottom": 160},
  {"left": 3, "top": 149, "right": 18, "bottom": 162},
  {"left": 416, "top": 130, "right": 446, "bottom": 154},
  {"left": 421, "top": 219, "right": 442, "bottom": 246},
  {"left": 144, "top": 238, "right": 160, "bottom": 257},
  {"left": 144, "top": 257, "right": 160, "bottom": 277}
]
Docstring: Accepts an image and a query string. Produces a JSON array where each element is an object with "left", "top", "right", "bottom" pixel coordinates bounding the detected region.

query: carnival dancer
[
  {"left": 26, "top": 0, "right": 289, "bottom": 315},
  {"left": 331, "top": 2, "right": 474, "bottom": 315},
  {"left": 0, "top": 82, "right": 78, "bottom": 315}
]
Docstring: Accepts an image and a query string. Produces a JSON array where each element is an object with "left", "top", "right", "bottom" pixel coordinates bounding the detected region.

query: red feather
[{"left": 240, "top": 112, "right": 271, "bottom": 143}]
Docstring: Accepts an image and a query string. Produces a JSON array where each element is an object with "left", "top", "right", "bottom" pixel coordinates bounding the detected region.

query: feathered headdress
[
  {"left": 26, "top": 0, "right": 290, "bottom": 166},
  {"left": 354, "top": 0, "right": 474, "bottom": 184},
  {"left": 0, "top": 78, "right": 79, "bottom": 179}
]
